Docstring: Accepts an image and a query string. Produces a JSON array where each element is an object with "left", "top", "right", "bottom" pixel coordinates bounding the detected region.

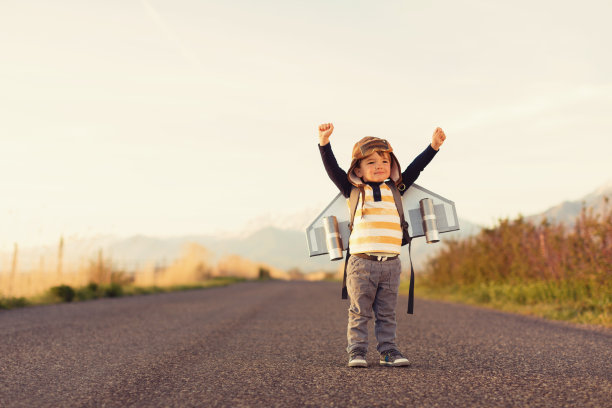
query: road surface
[{"left": 1, "top": 281, "right": 610, "bottom": 407}]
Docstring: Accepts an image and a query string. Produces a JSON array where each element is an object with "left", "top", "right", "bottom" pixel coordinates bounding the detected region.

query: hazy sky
[{"left": 1, "top": 0, "right": 611, "bottom": 249}]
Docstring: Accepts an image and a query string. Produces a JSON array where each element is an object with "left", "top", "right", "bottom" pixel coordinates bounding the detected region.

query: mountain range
[
  {"left": 526, "top": 179, "right": 612, "bottom": 226},
  {"left": 3, "top": 181, "right": 610, "bottom": 275}
]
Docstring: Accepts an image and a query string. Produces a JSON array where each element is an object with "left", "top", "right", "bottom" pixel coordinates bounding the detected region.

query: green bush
[
  {"left": 420, "top": 201, "right": 612, "bottom": 325},
  {"left": 0, "top": 297, "right": 29, "bottom": 309},
  {"left": 258, "top": 267, "right": 271, "bottom": 280},
  {"left": 50, "top": 285, "right": 76, "bottom": 302},
  {"left": 75, "top": 283, "right": 102, "bottom": 301},
  {"left": 130, "top": 285, "right": 166, "bottom": 295},
  {"left": 103, "top": 283, "right": 123, "bottom": 298}
]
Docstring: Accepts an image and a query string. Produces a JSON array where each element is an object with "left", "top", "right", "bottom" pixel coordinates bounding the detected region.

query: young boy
[{"left": 317, "top": 123, "right": 446, "bottom": 367}]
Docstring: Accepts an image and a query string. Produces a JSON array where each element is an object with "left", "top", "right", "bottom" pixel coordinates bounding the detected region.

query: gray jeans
[{"left": 346, "top": 255, "right": 402, "bottom": 354}]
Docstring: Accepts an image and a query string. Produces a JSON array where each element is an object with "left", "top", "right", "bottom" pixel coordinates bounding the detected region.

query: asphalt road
[{"left": 1, "top": 281, "right": 610, "bottom": 407}]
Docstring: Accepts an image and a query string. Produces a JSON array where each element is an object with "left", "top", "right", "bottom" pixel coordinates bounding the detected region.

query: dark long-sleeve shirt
[{"left": 319, "top": 143, "right": 438, "bottom": 198}]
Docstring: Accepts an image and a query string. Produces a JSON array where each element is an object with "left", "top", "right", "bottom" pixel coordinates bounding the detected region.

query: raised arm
[
  {"left": 401, "top": 127, "right": 446, "bottom": 191},
  {"left": 318, "top": 123, "right": 352, "bottom": 197}
]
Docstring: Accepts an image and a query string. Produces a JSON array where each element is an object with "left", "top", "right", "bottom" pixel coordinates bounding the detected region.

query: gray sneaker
[
  {"left": 379, "top": 349, "right": 410, "bottom": 367},
  {"left": 348, "top": 348, "right": 368, "bottom": 367}
]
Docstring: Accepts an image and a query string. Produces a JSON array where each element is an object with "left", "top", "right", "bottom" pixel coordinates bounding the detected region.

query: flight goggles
[{"left": 357, "top": 138, "right": 392, "bottom": 158}]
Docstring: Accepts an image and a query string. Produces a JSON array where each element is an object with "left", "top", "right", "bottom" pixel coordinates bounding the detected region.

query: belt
[{"left": 352, "top": 253, "right": 398, "bottom": 262}]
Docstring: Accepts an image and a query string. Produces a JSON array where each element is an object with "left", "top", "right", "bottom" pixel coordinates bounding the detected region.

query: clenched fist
[
  {"left": 318, "top": 123, "right": 334, "bottom": 146},
  {"left": 431, "top": 127, "right": 446, "bottom": 151}
]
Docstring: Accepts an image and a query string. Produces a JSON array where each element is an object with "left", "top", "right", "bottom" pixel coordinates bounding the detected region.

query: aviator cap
[{"left": 347, "top": 136, "right": 403, "bottom": 188}]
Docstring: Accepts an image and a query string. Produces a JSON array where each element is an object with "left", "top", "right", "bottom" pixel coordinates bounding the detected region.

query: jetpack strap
[
  {"left": 386, "top": 180, "right": 404, "bottom": 215},
  {"left": 388, "top": 181, "right": 415, "bottom": 312},
  {"left": 407, "top": 240, "right": 415, "bottom": 314},
  {"left": 348, "top": 187, "right": 360, "bottom": 231},
  {"left": 341, "top": 247, "right": 350, "bottom": 299},
  {"left": 343, "top": 188, "right": 360, "bottom": 299},
  {"left": 385, "top": 181, "right": 411, "bottom": 246}
]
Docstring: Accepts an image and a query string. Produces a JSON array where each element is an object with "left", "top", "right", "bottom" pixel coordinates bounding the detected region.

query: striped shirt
[{"left": 348, "top": 183, "right": 402, "bottom": 255}]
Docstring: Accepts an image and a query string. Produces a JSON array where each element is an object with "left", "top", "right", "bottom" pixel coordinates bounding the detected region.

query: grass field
[
  {"left": 401, "top": 276, "right": 611, "bottom": 327},
  {"left": 0, "top": 277, "right": 246, "bottom": 310},
  {"left": 399, "top": 201, "right": 611, "bottom": 328}
]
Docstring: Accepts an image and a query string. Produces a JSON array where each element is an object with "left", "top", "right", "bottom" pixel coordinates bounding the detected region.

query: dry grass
[
  {"left": 0, "top": 242, "right": 301, "bottom": 301},
  {"left": 1, "top": 262, "right": 91, "bottom": 298},
  {"left": 215, "top": 253, "right": 287, "bottom": 280}
]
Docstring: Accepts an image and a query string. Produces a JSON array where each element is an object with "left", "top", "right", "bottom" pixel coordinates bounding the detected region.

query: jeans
[{"left": 345, "top": 255, "right": 401, "bottom": 354}]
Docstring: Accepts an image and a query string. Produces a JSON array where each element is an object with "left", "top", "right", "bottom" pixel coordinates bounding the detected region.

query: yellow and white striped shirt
[{"left": 348, "top": 184, "right": 402, "bottom": 255}]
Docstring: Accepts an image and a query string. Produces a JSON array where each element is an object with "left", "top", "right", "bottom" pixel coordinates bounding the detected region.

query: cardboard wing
[{"left": 305, "top": 183, "right": 459, "bottom": 257}]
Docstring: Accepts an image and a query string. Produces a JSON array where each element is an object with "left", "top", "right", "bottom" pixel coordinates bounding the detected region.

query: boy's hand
[
  {"left": 318, "top": 123, "right": 334, "bottom": 146},
  {"left": 431, "top": 127, "right": 446, "bottom": 151}
]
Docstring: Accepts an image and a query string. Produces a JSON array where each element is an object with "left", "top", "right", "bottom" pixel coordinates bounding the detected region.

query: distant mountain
[
  {"left": 5, "top": 181, "right": 609, "bottom": 275},
  {"left": 1, "top": 220, "right": 477, "bottom": 274},
  {"left": 526, "top": 179, "right": 612, "bottom": 227}
]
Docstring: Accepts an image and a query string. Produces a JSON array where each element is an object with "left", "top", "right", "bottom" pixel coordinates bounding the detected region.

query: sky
[{"left": 1, "top": 0, "right": 611, "bottom": 250}]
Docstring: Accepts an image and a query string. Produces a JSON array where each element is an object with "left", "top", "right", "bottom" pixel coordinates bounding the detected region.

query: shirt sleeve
[
  {"left": 401, "top": 144, "right": 438, "bottom": 193},
  {"left": 319, "top": 143, "right": 352, "bottom": 198}
]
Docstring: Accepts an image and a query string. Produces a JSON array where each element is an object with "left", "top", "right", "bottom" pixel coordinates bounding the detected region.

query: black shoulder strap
[
  {"left": 342, "top": 187, "right": 361, "bottom": 299},
  {"left": 386, "top": 181, "right": 415, "bottom": 314},
  {"left": 407, "top": 240, "right": 415, "bottom": 314},
  {"left": 348, "top": 187, "right": 360, "bottom": 231},
  {"left": 386, "top": 181, "right": 405, "bottom": 225},
  {"left": 341, "top": 247, "right": 350, "bottom": 299},
  {"left": 386, "top": 181, "right": 410, "bottom": 245}
]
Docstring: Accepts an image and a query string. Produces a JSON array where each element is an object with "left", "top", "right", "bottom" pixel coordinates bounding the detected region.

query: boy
[{"left": 317, "top": 123, "right": 446, "bottom": 367}]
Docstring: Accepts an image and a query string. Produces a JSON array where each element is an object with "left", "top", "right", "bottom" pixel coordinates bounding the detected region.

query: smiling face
[{"left": 354, "top": 151, "right": 391, "bottom": 183}]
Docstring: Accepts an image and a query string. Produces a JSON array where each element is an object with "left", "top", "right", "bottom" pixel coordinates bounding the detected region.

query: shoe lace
[
  {"left": 382, "top": 349, "right": 403, "bottom": 359},
  {"left": 350, "top": 348, "right": 366, "bottom": 359}
]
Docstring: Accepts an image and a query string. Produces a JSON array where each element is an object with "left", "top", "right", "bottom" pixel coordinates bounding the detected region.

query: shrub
[
  {"left": 425, "top": 202, "right": 611, "bottom": 287},
  {"left": 75, "top": 282, "right": 102, "bottom": 301},
  {"left": 50, "top": 285, "right": 76, "bottom": 302},
  {"left": 0, "top": 297, "right": 29, "bottom": 309},
  {"left": 258, "top": 267, "right": 271, "bottom": 280},
  {"left": 420, "top": 201, "right": 611, "bottom": 325},
  {"left": 103, "top": 283, "right": 123, "bottom": 298}
]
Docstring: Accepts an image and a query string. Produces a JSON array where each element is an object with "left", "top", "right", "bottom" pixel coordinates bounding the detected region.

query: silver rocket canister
[
  {"left": 322, "top": 216, "right": 344, "bottom": 260},
  {"left": 419, "top": 198, "right": 440, "bottom": 243}
]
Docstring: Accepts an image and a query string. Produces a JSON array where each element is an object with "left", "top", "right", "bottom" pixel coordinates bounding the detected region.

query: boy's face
[{"left": 354, "top": 151, "right": 391, "bottom": 183}]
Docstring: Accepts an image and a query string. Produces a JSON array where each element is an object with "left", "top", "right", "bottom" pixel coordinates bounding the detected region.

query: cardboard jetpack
[{"left": 305, "top": 183, "right": 460, "bottom": 260}]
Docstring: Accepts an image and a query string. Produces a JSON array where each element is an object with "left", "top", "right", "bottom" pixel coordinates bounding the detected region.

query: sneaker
[
  {"left": 348, "top": 348, "right": 368, "bottom": 367},
  {"left": 379, "top": 349, "right": 410, "bottom": 367}
]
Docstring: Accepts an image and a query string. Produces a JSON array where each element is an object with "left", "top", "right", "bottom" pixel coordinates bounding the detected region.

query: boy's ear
[{"left": 354, "top": 167, "right": 363, "bottom": 177}]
